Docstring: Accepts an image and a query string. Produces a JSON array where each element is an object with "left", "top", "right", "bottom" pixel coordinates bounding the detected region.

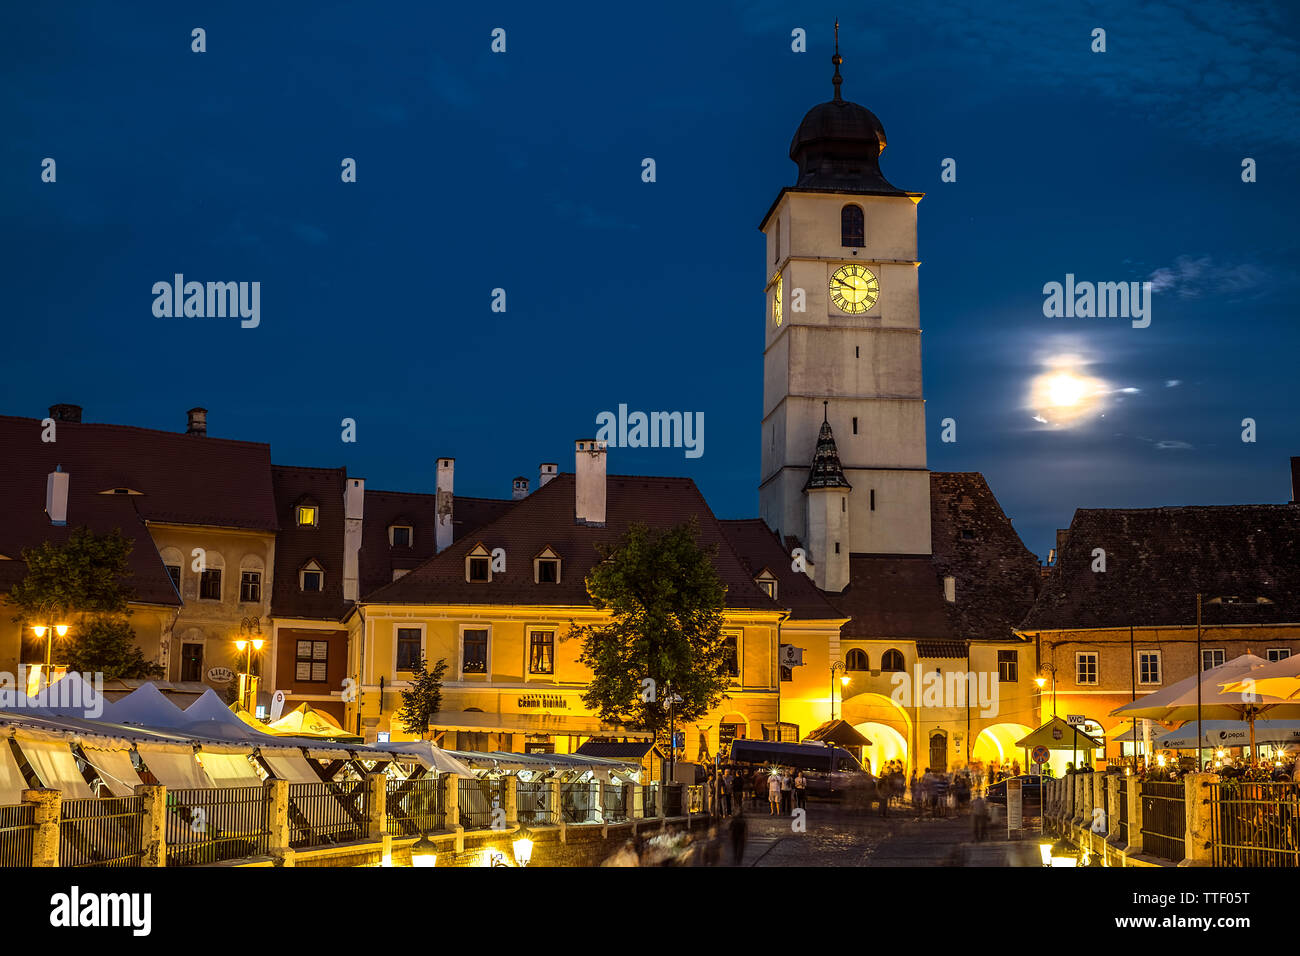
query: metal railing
[
  {"left": 0, "top": 804, "right": 34, "bottom": 867},
  {"left": 561, "top": 781, "right": 599, "bottom": 824},
  {"left": 288, "top": 782, "right": 370, "bottom": 848},
  {"left": 59, "top": 796, "right": 145, "bottom": 867},
  {"left": 458, "top": 778, "right": 502, "bottom": 830},
  {"left": 664, "top": 782, "right": 683, "bottom": 817},
  {"left": 1209, "top": 779, "right": 1300, "bottom": 867},
  {"left": 387, "top": 776, "right": 444, "bottom": 836},
  {"left": 1140, "top": 780, "right": 1186, "bottom": 863},
  {"left": 516, "top": 781, "right": 554, "bottom": 826},
  {"left": 168, "top": 786, "right": 272, "bottom": 866},
  {"left": 602, "top": 783, "right": 628, "bottom": 823},
  {"left": 1117, "top": 781, "right": 1129, "bottom": 845}
]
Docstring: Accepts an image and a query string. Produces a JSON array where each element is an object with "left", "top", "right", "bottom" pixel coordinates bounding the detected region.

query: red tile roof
[
  {"left": 719, "top": 519, "right": 845, "bottom": 621},
  {"left": 358, "top": 490, "right": 515, "bottom": 599},
  {"left": 363, "top": 473, "right": 782, "bottom": 612},
  {"left": 0, "top": 414, "right": 277, "bottom": 531}
]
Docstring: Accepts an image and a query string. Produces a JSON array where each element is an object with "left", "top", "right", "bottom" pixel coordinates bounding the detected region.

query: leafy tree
[
  {"left": 63, "top": 616, "right": 162, "bottom": 680},
  {"left": 572, "top": 519, "right": 730, "bottom": 734},
  {"left": 396, "top": 655, "right": 448, "bottom": 738},
  {"left": 8, "top": 528, "right": 155, "bottom": 677}
]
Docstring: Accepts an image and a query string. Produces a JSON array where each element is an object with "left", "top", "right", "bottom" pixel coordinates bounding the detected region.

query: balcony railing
[
  {"left": 288, "top": 782, "right": 370, "bottom": 849},
  {"left": 516, "top": 781, "right": 553, "bottom": 826},
  {"left": 168, "top": 786, "right": 272, "bottom": 867},
  {"left": 1139, "top": 780, "right": 1186, "bottom": 864},
  {"left": 387, "top": 776, "right": 444, "bottom": 836},
  {"left": 1209, "top": 779, "right": 1300, "bottom": 867}
]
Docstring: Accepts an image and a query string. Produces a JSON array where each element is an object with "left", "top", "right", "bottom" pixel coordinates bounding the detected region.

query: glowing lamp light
[
  {"left": 235, "top": 639, "right": 248, "bottom": 652},
  {"left": 55, "top": 625, "right": 69, "bottom": 637},
  {"left": 1035, "top": 677, "right": 1047, "bottom": 689},
  {"left": 31, "top": 625, "right": 47, "bottom": 638},
  {"left": 410, "top": 833, "right": 436, "bottom": 868},
  {"left": 840, "top": 676, "right": 851, "bottom": 686},
  {"left": 513, "top": 837, "right": 534, "bottom": 868},
  {"left": 252, "top": 638, "right": 265, "bottom": 651},
  {"left": 1156, "top": 754, "right": 1167, "bottom": 767}
]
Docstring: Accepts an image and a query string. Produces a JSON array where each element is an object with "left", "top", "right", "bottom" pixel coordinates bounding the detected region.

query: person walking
[
  {"left": 971, "top": 792, "right": 989, "bottom": 842},
  {"left": 767, "top": 769, "right": 782, "bottom": 815},
  {"left": 932, "top": 771, "right": 950, "bottom": 818},
  {"left": 721, "top": 769, "right": 734, "bottom": 816},
  {"left": 729, "top": 808, "right": 748, "bottom": 865},
  {"left": 780, "top": 768, "right": 794, "bottom": 815},
  {"left": 794, "top": 769, "right": 807, "bottom": 811},
  {"left": 910, "top": 769, "right": 920, "bottom": 809}
]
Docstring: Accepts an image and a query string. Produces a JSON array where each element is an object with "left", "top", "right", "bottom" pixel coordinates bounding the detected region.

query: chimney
[
  {"left": 186, "top": 407, "right": 208, "bottom": 437},
  {"left": 435, "top": 458, "right": 454, "bottom": 552},
  {"left": 46, "top": 466, "right": 69, "bottom": 526},
  {"left": 1291, "top": 456, "right": 1300, "bottom": 505},
  {"left": 1055, "top": 528, "right": 1070, "bottom": 555},
  {"left": 943, "top": 575, "right": 956, "bottom": 603},
  {"left": 512, "top": 476, "right": 529, "bottom": 500},
  {"left": 343, "top": 477, "right": 364, "bottom": 601},
  {"left": 539, "top": 463, "right": 558, "bottom": 488},
  {"left": 48, "top": 404, "right": 82, "bottom": 424},
  {"left": 574, "top": 440, "right": 607, "bottom": 526}
]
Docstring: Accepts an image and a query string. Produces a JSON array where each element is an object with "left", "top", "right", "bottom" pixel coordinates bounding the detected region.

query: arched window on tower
[
  {"left": 882, "top": 649, "right": 905, "bottom": 672},
  {"left": 841, "top": 204, "right": 865, "bottom": 247},
  {"left": 846, "top": 648, "right": 869, "bottom": 671}
]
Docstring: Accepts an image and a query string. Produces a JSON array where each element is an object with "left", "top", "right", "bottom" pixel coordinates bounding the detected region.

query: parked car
[{"left": 726, "top": 739, "right": 866, "bottom": 796}]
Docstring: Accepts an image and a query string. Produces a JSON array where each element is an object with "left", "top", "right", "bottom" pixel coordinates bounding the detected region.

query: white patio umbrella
[
  {"left": 1219, "top": 654, "right": 1300, "bottom": 701},
  {"left": 1111, "top": 654, "right": 1294, "bottom": 763},
  {"left": 1155, "top": 720, "right": 1300, "bottom": 750}
]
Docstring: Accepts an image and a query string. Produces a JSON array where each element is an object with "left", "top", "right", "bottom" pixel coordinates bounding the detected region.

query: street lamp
[
  {"left": 664, "top": 683, "right": 683, "bottom": 784},
  {"left": 830, "top": 660, "right": 849, "bottom": 721},
  {"left": 233, "top": 617, "right": 264, "bottom": 712},
  {"left": 512, "top": 825, "right": 534, "bottom": 867},
  {"left": 410, "top": 830, "right": 437, "bottom": 867},
  {"left": 29, "top": 619, "right": 71, "bottom": 695},
  {"left": 1035, "top": 663, "right": 1058, "bottom": 719}
]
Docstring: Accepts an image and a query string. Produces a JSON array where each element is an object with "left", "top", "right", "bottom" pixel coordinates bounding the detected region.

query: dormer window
[
  {"left": 296, "top": 504, "right": 318, "bottom": 527},
  {"left": 390, "top": 524, "right": 412, "bottom": 548},
  {"left": 300, "top": 560, "right": 324, "bottom": 592},
  {"left": 755, "top": 569, "right": 778, "bottom": 601},
  {"left": 465, "top": 544, "right": 492, "bottom": 583},
  {"left": 534, "top": 547, "right": 561, "bottom": 584}
]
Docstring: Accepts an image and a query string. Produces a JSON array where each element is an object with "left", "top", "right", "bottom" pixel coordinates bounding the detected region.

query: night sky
[{"left": 3, "top": 1, "right": 1296, "bottom": 559}]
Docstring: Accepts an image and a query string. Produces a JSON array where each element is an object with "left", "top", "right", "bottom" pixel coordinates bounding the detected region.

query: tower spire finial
[{"left": 832, "top": 19, "right": 843, "bottom": 102}]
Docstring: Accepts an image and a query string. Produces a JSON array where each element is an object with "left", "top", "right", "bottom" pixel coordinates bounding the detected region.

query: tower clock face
[
  {"left": 772, "top": 272, "right": 783, "bottom": 326},
  {"left": 830, "top": 264, "right": 879, "bottom": 314}
]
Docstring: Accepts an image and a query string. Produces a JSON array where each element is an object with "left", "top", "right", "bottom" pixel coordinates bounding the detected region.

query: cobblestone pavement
[{"left": 721, "top": 799, "right": 1044, "bottom": 867}]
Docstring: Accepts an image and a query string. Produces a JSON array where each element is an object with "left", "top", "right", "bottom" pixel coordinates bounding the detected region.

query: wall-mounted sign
[
  {"left": 269, "top": 690, "right": 287, "bottom": 722},
  {"left": 518, "top": 695, "right": 567, "bottom": 709},
  {"left": 207, "top": 667, "right": 235, "bottom": 684}
]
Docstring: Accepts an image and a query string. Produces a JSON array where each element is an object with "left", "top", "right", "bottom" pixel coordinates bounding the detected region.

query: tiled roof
[
  {"left": 363, "top": 473, "right": 782, "bottom": 612},
  {"left": 719, "top": 519, "right": 845, "bottom": 621},
  {"left": 0, "top": 414, "right": 277, "bottom": 532},
  {"left": 269, "top": 465, "right": 350, "bottom": 621},
  {"left": 916, "top": 640, "right": 969, "bottom": 659},
  {"left": 357, "top": 490, "right": 514, "bottom": 599},
  {"left": 832, "top": 555, "right": 954, "bottom": 639},
  {"left": 829, "top": 472, "right": 1040, "bottom": 643},
  {"left": 574, "top": 741, "right": 658, "bottom": 759},
  {"left": 1021, "top": 504, "right": 1300, "bottom": 630},
  {"left": 929, "top": 472, "right": 1042, "bottom": 642}
]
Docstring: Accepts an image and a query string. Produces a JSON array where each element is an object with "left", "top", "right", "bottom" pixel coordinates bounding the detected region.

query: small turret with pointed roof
[{"left": 804, "top": 402, "right": 852, "bottom": 491}]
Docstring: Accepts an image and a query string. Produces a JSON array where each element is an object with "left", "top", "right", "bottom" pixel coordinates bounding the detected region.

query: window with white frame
[
  {"left": 199, "top": 552, "right": 224, "bottom": 601},
  {"left": 462, "top": 627, "right": 489, "bottom": 675},
  {"left": 1075, "top": 652, "right": 1098, "bottom": 685},
  {"left": 534, "top": 547, "right": 561, "bottom": 584},
  {"left": 1202, "top": 648, "right": 1226, "bottom": 671},
  {"left": 465, "top": 544, "right": 492, "bottom": 583},
  {"left": 755, "top": 570, "right": 777, "bottom": 600},
  {"left": 1268, "top": 648, "right": 1292, "bottom": 662},
  {"left": 300, "top": 560, "right": 324, "bottom": 592},
  {"left": 389, "top": 524, "right": 413, "bottom": 548},
  {"left": 1138, "top": 651, "right": 1161, "bottom": 685},
  {"left": 528, "top": 629, "right": 555, "bottom": 675},
  {"left": 295, "top": 639, "right": 329, "bottom": 682},
  {"left": 395, "top": 627, "right": 423, "bottom": 672}
]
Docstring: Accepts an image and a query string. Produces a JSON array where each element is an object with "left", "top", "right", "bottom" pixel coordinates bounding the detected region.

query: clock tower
[{"left": 759, "top": 27, "right": 931, "bottom": 588}]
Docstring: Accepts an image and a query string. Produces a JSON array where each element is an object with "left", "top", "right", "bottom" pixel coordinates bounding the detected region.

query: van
[{"left": 726, "top": 739, "right": 865, "bottom": 796}]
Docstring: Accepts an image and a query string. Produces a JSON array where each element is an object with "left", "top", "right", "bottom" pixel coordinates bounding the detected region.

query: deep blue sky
[{"left": 3, "top": 1, "right": 1297, "bottom": 558}]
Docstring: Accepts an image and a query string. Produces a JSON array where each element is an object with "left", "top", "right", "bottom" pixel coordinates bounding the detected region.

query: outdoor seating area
[{"left": 0, "top": 676, "right": 673, "bottom": 867}]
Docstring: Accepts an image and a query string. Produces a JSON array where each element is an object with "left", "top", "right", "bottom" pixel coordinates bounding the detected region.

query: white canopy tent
[
  {"left": 79, "top": 742, "right": 145, "bottom": 798},
  {"left": 12, "top": 730, "right": 94, "bottom": 799},
  {"left": 135, "top": 742, "right": 213, "bottom": 790},
  {"left": 0, "top": 729, "right": 30, "bottom": 805},
  {"left": 260, "top": 750, "right": 322, "bottom": 784},
  {"left": 1156, "top": 720, "right": 1300, "bottom": 750},
  {"left": 104, "top": 682, "right": 187, "bottom": 727},
  {"left": 193, "top": 742, "right": 264, "bottom": 787}
]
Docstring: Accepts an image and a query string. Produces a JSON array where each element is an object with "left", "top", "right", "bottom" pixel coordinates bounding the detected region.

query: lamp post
[
  {"left": 1035, "top": 663, "right": 1057, "bottom": 719},
  {"left": 233, "top": 617, "right": 264, "bottom": 713},
  {"left": 830, "top": 660, "right": 849, "bottom": 721},
  {"left": 664, "top": 683, "right": 683, "bottom": 784},
  {"left": 512, "top": 825, "right": 534, "bottom": 867},
  {"left": 29, "top": 618, "right": 70, "bottom": 695},
  {"left": 410, "top": 830, "right": 437, "bottom": 867}
]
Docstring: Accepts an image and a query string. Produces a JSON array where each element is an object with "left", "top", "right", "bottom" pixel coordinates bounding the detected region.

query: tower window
[
  {"left": 855, "top": 346, "right": 860, "bottom": 358},
  {"left": 852, "top": 417, "right": 858, "bottom": 435},
  {"left": 834, "top": 542, "right": 840, "bottom": 554},
  {"left": 841, "top": 497, "right": 846, "bottom": 512},
  {"left": 841, "top": 204, "right": 865, "bottom": 247},
  {"left": 774, "top": 220, "right": 781, "bottom": 263},
  {"left": 870, "top": 489, "right": 876, "bottom": 511}
]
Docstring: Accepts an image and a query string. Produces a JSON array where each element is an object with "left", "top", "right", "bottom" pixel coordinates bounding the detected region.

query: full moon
[{"left": 1028, "top": 356, "right": 1108, "bottom": 427}]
